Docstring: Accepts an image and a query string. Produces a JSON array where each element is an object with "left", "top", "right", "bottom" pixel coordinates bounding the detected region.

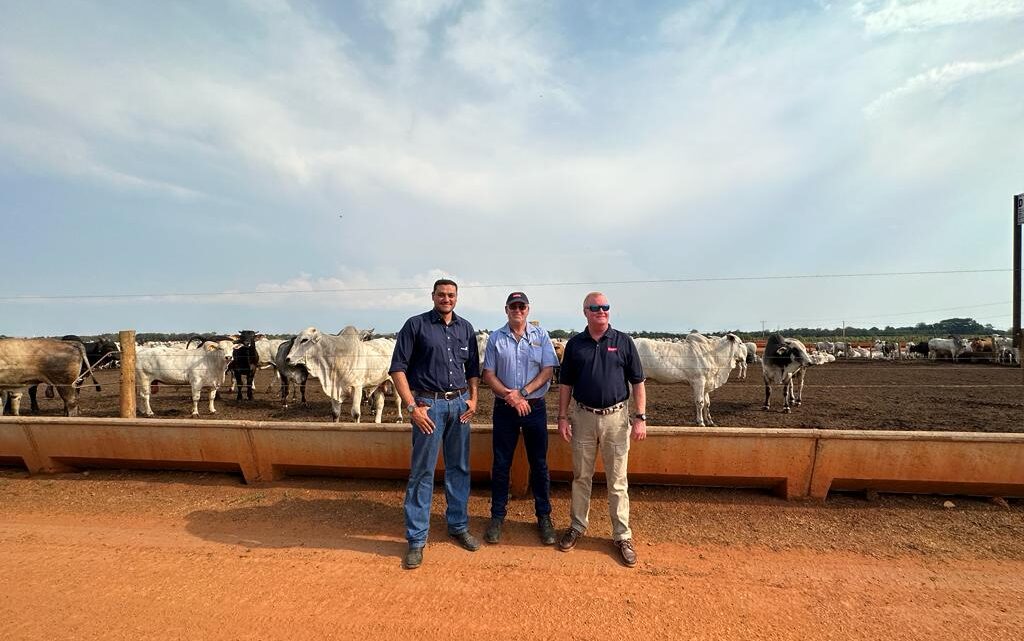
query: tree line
[{"left": 4, "top": 317, "right": 1006, "bottom": 344}]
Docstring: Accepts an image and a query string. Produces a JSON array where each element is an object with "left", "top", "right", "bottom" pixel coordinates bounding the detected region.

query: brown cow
[
  {"left": 969, "top": 337, "right": 994, "bottom": 353},
  {"left": 0, "top": 338, "right": 89, "bottom": 416}
]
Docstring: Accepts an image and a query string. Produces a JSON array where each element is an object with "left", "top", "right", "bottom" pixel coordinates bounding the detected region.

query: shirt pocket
[
  {"left": 453, "top": 337, "right": 470, "bottom": 365},
  {"left": 529, "top": 344, "right": 545, "bottom": 366}
]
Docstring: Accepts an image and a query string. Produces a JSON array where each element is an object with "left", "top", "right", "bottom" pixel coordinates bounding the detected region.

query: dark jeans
[{"left": 490, "top": 398, "right": 551, "bottom": 520}]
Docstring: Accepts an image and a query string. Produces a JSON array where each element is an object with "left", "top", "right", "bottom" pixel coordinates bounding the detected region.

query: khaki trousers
[{"left": 569, "top": 402, "right": 631, "bottom": 541}]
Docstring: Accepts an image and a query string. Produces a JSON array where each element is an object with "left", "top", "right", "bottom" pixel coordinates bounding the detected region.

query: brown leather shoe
[
  {"left": 557, "top": 527, "right": 582, "bottom": 552},
  {"left": 615, "top": 539, "right": 637, "bottom": 567}
]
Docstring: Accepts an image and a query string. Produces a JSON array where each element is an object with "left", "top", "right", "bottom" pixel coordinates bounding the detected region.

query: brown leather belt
[
  {"left": 576, "top": 401, "right": 625, "bottom": 416},
  {"left": 414, "top": 388, "right": 467, "bottom": 400}
]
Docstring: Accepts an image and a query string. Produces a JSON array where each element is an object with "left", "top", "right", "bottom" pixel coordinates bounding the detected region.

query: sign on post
[{"left": 1016, "top": 193, "right": 1024, "bottom": 225}]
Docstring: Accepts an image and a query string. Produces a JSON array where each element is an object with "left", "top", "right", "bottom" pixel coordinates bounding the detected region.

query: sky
[{"left": 1, "top": 0, "right": 1022, "bottom": 337}]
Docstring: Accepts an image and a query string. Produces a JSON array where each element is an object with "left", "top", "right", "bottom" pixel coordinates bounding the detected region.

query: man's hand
[
  {"left": 631, "top": 417, "right": 647, "bottom": 440},
  {"left": 411, "top": 405, "right": 435, "bottom": 434},
  {"left": 515, "top": 398, "right": 530, "bottom": 416},
  {"left": 558, "top": 416, "right": 572, "bottom": 442},
  {"left": 459, "top": 397, "right": 477, "bottom": 423}
]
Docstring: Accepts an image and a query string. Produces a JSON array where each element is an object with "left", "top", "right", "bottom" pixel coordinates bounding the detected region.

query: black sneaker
[
  {"left": 484, "top": 518, "right": 503, "bottom": 544},
  {"left": 403, "top": 546, "right": 423, "bottom": 570},
  {"left": 450, "top": 530, "right": 481, "bottom": 552},
  {"left": 537, "top": 515, "right": 556, "bottom": 546},
  {"left": 557, "top": 527, "right": 582, "bottom": 552}
]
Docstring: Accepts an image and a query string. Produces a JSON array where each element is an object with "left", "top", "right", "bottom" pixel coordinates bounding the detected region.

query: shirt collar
[
  {"left": 429, "top": 309, "right": 460, "bottom": 325},
  {"left": 582, "top": 325, "right": 616, "bottom": 343},
  {"left": 497, "top": 322, "right": 537, "bottom": 339}
]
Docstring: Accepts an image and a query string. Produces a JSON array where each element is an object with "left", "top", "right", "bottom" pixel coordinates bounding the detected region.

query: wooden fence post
[{"left": 119, "top": 330, "right": 136, "bottom": 418}]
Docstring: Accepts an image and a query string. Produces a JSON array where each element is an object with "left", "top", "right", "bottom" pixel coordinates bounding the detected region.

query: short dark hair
[{"left": 432, "top": 278, "right": 458, "bottom": 293}]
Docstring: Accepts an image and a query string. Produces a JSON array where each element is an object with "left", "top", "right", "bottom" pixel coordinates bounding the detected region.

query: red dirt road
[{"left": 2, "top": 470, "right": 1023, "bottom": 640}]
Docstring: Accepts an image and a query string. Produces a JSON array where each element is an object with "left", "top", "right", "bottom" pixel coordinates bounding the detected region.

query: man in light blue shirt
[{"left": 481, "top": 291, "right": 560, "bottom": 545}]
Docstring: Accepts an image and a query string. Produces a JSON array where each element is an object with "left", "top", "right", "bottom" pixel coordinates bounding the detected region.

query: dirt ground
[
  {"left": 48, "top": 359, "right": 1024, "bottom": 432},
  {"left": 2, "top": 469, "right": 1023, "bottom": 640}
]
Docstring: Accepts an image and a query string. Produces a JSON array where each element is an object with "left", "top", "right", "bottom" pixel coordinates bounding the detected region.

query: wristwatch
[
  {"left": 406, "top": 403, "right": 418, "bottom": 414},
  {"left": 634, "top": 413, "right": 647, "bottom": 421},
  {"left": 519, "top": 386, "right": 529, "bottom": 397}
]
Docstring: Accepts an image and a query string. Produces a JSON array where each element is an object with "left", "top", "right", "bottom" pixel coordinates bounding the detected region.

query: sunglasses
[
  {"left": 507, "top": 303, "right": 528, "bottom": 310},
  {"left": 587, "top": 304, "right": 610, "bottom": 312}
]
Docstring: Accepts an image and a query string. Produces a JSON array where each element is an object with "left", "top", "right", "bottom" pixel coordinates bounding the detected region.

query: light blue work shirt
[{"left": 482, "top": 323, "right": 560, "bottom": 399}]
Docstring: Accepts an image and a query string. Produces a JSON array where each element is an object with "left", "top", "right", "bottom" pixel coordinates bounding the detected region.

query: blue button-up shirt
[
  {"left": 389, "top": 310, "right": 480, "bottom": 392},
  {"left": 483, "top": 323, "right": 559, "bottom": 399}
]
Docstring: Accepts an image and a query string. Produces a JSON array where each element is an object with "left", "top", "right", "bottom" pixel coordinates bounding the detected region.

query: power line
[
  {"left": 0, "top": 268, "right": 1011, "bottom": 302},
  {"left": 779, "top": 301, "right": 1010, "bottom": 326}
]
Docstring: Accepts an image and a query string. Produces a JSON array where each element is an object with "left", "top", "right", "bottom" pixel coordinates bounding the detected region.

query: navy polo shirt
[
  {"left": 559, "top": 326, "right": 645, "bottom": 409},
  {"left": 389, "top": 309, "right": 480, "bottom": 392}
]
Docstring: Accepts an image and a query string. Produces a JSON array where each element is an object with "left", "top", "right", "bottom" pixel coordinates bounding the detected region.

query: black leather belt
[
  {"left": 576, "top": 401, "right": 625, "bottom": 416},
  {"left": 414, "top": 388, "right": 467, "bottom": 400}
]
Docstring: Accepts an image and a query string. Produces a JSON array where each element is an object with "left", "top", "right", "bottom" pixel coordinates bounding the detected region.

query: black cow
[
  {"left": 762, "top": 334, "right": 813, "bottom": 413},
  {"left": 185, "top": 334, "right": 236, "bottom": 349},
  {"left": 272, "top": 336, "right": 309, "bottom": 408},
  {"left": 228, "top": 330, "right": 261, "bottom": 401},
  {"left": 907, "top": 341, "right": 929, "bottom": 358}
]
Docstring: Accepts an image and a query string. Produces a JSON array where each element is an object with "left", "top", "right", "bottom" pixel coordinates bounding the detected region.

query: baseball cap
[{"left": 505, "top": 292, "right": 530, "bottom": 305}]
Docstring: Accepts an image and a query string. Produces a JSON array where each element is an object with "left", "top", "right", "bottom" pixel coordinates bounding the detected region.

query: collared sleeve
[
  {"left": 464, "top": 323, "right": 481, "bottom": 380},
  {"left": 537, "top": 330, "right": 559, "bottom": 368},
  {"left": 482, "top": 331, "right": 498, "bottom": 373},
  {"left": 389, "top": 318, "right": 416, "bottom": 374},
  {"left": 623, "top": 335, "right": 645, "bottom": 384}
]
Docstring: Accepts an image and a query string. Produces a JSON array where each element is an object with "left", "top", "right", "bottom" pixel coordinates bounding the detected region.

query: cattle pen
[{"left": 2, "top": 337, "right": 1022, "bottom": 501}]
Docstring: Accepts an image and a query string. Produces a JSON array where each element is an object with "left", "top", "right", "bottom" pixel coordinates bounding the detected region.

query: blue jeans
[
  {"left": 490, "top": 398, "right": 551, "bottom": 521},
  {"left": 404, "top": 393, "right": 471, "bottom": 548}
]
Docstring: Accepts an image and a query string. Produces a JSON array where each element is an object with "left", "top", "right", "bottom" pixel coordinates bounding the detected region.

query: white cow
[
  {"left": 255, "top": 337, "right": 286, "bottom": 371},
  {"left": 928, "top": 337, "right": 969, "bottom": 362},
  {"left": 0, "top": 388, "right": 26, "bottom": 416},
  {"left": 135, "top": 340, "right": 236, "bottom": 417},
  {"left": 476, "top": 331, "right": 489, "bottom": 368},
  {"left": 285, "top": 326, "right": 397, "bottom": 423},
  {"left": 636, "top": 332, "right": 746, "bottom": 427},
  {"left": 744, "top": 341, "right": 759, "bottom": 363}
]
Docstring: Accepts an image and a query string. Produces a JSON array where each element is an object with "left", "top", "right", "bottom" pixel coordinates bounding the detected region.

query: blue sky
[{"left": 1, "top": 0, "right": 1022, "bottom": 336}]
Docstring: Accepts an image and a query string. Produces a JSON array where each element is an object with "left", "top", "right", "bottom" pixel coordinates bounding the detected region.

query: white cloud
[
  {"left": 443, "top": 0, "right": 579, "bottom": 111},
  {"left": 864, "top": 48, "right": 1024, "bottom": 116},
  {"left": 853, "top": 0, "right": 1024, "bottom": 35}
]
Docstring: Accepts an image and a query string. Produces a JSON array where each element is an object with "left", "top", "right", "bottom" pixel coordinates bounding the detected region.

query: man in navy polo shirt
[
  {"left": 481, "top": 291, "right": 560, "bottom": 545},
  {"left": 556, "top": 291, "right": 647, "bottom": 567},
  {"left": 390, "top": 278, "right": 481, "bottom": 570}
]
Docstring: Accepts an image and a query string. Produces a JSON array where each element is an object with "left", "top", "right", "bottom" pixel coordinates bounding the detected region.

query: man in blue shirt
[
  {"left": 390, "top": 279, "right": 481, "bottom": 570},
  {"left": 556, "top": 291, "right": 647, "bottom": 567},
  {"left": 481, "top": 292, "right": 561, "bottom": 545}
]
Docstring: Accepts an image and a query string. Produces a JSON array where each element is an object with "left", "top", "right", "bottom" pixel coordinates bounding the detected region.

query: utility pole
[{"left": 1013, "top": 193, "right": 1022, "bottom": 381}]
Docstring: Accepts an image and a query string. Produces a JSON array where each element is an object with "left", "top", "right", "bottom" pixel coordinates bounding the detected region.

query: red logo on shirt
[{"left": 607, "top": 346, "right": 618, "bottom": 352}]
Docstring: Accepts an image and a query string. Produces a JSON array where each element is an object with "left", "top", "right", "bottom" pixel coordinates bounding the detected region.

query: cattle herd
[{"left": 0, "top": 329, "right": 1019, "bottom": 423}]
